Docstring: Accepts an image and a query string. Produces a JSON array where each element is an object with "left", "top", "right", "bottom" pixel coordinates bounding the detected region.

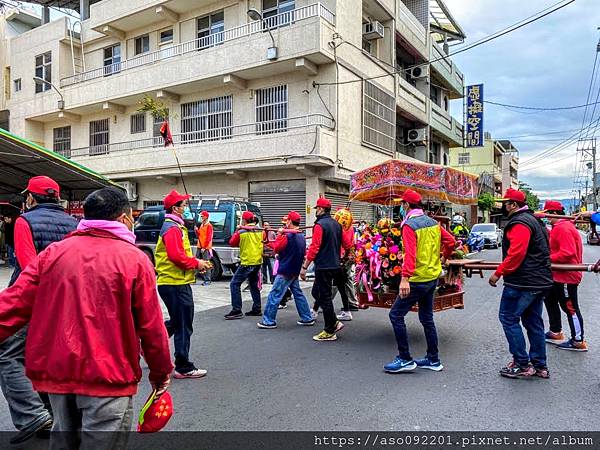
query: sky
[{"left": 445, "top": 0, "right": 600, "bottom": 199}]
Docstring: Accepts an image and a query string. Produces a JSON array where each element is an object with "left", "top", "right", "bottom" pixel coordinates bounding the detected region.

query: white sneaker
[
  {"left": 311, "top": 310, "right": 318, "bottom": 320},
  {"left": 336, "top": 311, "right": 353, "bottom": 321},
  {"left": 174, "top": 368, "right": 207, "bottom": 379}
]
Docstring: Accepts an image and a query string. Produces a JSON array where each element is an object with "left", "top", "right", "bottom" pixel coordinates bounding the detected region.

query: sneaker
[
  {"left": 499, "top": 364, "right": 536, "bottom": 379},
  {"left": 336, "top": 311, "right": 353, "bottom": 321},
  {"left": 245, "top": 310, "right": 262, "bottom": 317},
  {"left": 278, "top": 304, "right": 288, "bottom": 310},
  {"left": 313, "top": 330, "right": 337, "bottom": 341},
  {"left": 334, "top": 321, "right": 345, "bottom": 333},
  {"left": 545, "top": 330, "right": 566, "bottom": 344},
  {"left": 174, "top": 368, "right": 207, "bottom": 379},
  {"left": 384, "top": 357, "right": 417, "bottom": 373},
  {"left": 202, "top": 280, "right": 211, "bottom": 286},
  {"left": 414, "top": 357, "right": 444, "bottom": 372},
  {"left": 534, "top": 367, "right": 550, "bottom": 379},
  {"left": 10, "top": 417, "right": 53, "bottom": 444},
  {"left": 224, "top": 310, "right": 244, "bottom": 320},
  {"left": 297, "top": 319, "right": 316, "bottom": 326},
  {"left": 257, "top": 321, "right": 277, "bottom": 329},
  {"left": 556, "top": 339, "right": 588, "bottom": 352}
]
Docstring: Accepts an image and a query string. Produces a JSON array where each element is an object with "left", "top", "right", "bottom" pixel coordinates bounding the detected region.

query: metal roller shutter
[
  {"left": 326, "top": 193, "right": 376, "bottom": 223},
  {"left": 249, "top": 180, "right": 306, "bottom": 227}
]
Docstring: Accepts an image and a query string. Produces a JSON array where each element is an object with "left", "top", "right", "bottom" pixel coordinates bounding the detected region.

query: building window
[
  {"left": 160, "top": 28, "right": 174, "bottom": 45},
  {"left": 34, "top": 52, "right": 51, "bottom": 93},
  {"left": 103, "top": 44, "right": 121, "bottom": 76},
  {"left": 153, "top": 110, "right": 169, "bottom": 147},
  {"left": 197, "top": 11, "right": 224, "bottom": 49},
  {"left": 89, "top": 119, "right": 109, "bottom": 156},
  {"left": 429, "top": 142, "right": 441, "bottom": 164},
  {"left": 443, "top": 152, "right": 449, "bottom": 166},
  {"left": 458, "top": 152, "right": 470, "bottom": 165},
  {"left": 13, "top": 78, "right": 21, "bottom": 92},
  {"left": 53, "top": 126, "right": 71, "bottom": 158},
  {"left": 134, "top": 34, "right": 149, "bottom": 55},
  {"left": 181, "top": 96, "right": 232, "bottom": 144},
  {"left": 430, "top": 85, "right": 440, "bottom": 106},
  {"left": 263, "top": 0, "right": 295, "bottom": 28},
  {"left": 130, "top": 113, "right": 146, "bottom": 134},
  {"left": 256, "top": 85, "right": 288, "bottom": 134},
  {"left": 362, "top": 80, "right": 395, "bottom": 153}
]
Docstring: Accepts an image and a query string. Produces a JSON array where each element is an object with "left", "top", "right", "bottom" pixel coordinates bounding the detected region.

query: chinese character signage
[{"left": 465, "top": 84, "right": 484, "bottom": 147}]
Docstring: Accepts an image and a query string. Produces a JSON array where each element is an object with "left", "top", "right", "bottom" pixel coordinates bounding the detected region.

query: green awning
[{"left": 0, "top": 128, "right": 120, "bottom": 202}]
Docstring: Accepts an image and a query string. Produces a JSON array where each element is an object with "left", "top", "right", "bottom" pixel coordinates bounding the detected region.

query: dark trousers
[
  {"left": 230, "top": 264, "right": 262, "bottom": 312},
  {"left": 158, "top": 284, "right": 195, "bottom": 372},
  {"left": 262, "top": 257, "right": 274, "bottom": 284},
  {"left": 544, "top": 282, "right": 584, "bottom": 341},
  {"left": 499, "top": 286, "right": 548, "bottom": 369},
  {"left": 389, "top": 280, "right": 439, "bottom": 362},
  {"left": 312, "top": 269, "right": 343, "bottom": 334},
  {"left": 195, "top": 248, "right": 213, "bottom": 282}
]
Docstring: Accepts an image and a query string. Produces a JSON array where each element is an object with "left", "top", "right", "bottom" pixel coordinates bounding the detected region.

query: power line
[
  {"left": 495, "top": 128, "right": 582, "bottom": 139},
  {"left": 485, "top": 99, "right": 600, "bottom": 111}
]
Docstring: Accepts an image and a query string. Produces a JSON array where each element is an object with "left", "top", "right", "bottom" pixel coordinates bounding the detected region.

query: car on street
[
  {"left": 469, "top": 223, "right": 502, "bottom": 249},
  {"left": 134, "top": 195, "right": 263, "bottom": 280}
]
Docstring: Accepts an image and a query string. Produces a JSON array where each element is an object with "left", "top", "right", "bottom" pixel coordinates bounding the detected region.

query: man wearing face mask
[
  {"left": 0, "top": 187, "right": 173, "bottom": 443},
  {"left": 489, "top": 188, "right": 553, "bottom": 379},
  {"left": 155, "top": 190, "right": 211, "bottom": 379},
  {"left": 0, "top": 176, "right": 77, "bottom": 444}
]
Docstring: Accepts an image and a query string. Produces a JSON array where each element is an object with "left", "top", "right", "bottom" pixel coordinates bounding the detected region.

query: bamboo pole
[{"left": 459, "top": 262, "right": 597, "bottom": 272}]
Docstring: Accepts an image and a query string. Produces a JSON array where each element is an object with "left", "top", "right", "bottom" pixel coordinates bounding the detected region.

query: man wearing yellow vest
[
  {"left": 156, "top": 190, "right": 210, "bottom": 379},
  {"left": 384, "top": 190, "right": 455, "bottom": 374},
  {"left": 225, "top": 211, "right": 264, "bottom": 319}
]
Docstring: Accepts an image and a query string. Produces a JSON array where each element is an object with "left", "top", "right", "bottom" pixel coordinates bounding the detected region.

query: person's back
[
  {"left": 277, "top": 231, "right": 306, "bottom": 278},
  {"left": 239, "top": 227, "right": 264, "bottom": 266}
]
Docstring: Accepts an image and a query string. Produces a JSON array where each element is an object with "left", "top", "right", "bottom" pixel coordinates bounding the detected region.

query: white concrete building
[{"left": 2, "top": 0, "right": 466, "bottom": 224}]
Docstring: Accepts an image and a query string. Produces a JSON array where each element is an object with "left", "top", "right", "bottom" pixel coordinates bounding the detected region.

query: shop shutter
[
  {"left": 326, "top": 193, "right": 376, "bottom": 223},
  {"left": 249, "top": 180, "right": 306, "bottom": 227}
]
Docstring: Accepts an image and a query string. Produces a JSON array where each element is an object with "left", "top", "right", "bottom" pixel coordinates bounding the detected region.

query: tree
[
  {"left": 518, "top": 182, "right": 540, "bottom": 210},
  {"left": 477, "top": 192, "right": 496, "bottom": 211}
]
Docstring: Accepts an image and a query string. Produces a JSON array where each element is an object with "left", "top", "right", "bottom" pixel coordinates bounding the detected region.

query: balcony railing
[
  {"left": 60, "top": 3, "right": 335, "bottom": 87},
  {"left": 430, "top": 101, "right": 463, "bottom": 145},
  {"left": 63, "top": 114, "right": 334, "bottom": 159}
]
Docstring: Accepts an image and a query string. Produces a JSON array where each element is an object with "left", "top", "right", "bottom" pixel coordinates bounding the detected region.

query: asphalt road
[{"left": 0, "top": 245, "right": 599, "bottom": 432}]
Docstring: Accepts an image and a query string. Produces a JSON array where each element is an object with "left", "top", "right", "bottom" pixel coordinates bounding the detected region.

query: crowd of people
[{"left": 0, "top": 175, "right": 595, "bottom": 444}]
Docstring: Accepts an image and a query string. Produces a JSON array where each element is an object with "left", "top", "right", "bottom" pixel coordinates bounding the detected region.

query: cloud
[{"left": 445, "top": 0, "right": 600, "bottom": 197}]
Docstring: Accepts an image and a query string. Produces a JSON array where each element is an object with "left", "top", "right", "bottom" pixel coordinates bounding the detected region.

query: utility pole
[{"left": 592, "top": 138, "right": 597, "bottom": 209}]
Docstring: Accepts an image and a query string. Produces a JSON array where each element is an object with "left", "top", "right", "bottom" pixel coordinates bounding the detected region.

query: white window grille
[
  {"left": 197, "top": 11, "right": 224, "bottom": 49},
  {"left": 89, "top": 119, "right": 109, "bottom": 156},
  {"left": 458, "top": 152, "right": 471, "bottom": 165},
  {"left": 181, "top": 96, "right": 232, "bottom": 144},
  {"left": 34, "top": 52, "right": 51, "bottom": 93},
  {"left": 256, "top": 85, "right": 288, "bottom": 134},
  {"left": 53, "top": 126, "right": 71, "bottom": 158},
  {"left": 362, "top": 81, "right": 395, "bottom": 153},
  {"left": 134, "top": 34, "right": 150, "bottom": 55},
  {"left": 130, "top": 113, "right": 146, "bottom": 134},
  {"left": 103, "top": 44, "right": 121, "bottom": 76}
]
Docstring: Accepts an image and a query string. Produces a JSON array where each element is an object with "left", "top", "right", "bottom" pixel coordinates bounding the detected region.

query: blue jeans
[
  {"left": 0, "top": 326, "right": 52, "bottom": 432},
  {"left": 230, "top": 264, "right": 262, "bottom": 312},
  {"left": 262, "top": 275, "right": 313, "bottom": 325},
  {"left": 7, "top": 245, "right": 15, "bottom": 267},
  {"left": 499, "top": 286, "right": 548, "bottom": 369},
  {"left": 389, "top": 280, "right": 439, "bottom": 362},
  {"left": 158, "top": 284, "right": 195, "bottom": 372}
]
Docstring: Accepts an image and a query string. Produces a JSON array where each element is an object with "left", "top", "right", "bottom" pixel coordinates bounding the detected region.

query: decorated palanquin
[{"left": 349, "top": 160, "right": 479, "bottom": 312}]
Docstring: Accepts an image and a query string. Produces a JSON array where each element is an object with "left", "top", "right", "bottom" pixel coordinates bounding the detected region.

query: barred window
[
  {"left": 53, "top": 126, "right": 71, "bottom": 158},
  {"left": 152, "top": 110, "right": 169, "bottom": 147},
  {"left": 181, "top": 96, "right": 232, "bottom": 144},
  {"left": 362, "top": 81, "right": 395, "bottom": 153},
  {"left": 458, "top": 152, "right": 470, "bottom": 165},
  {"left": 256, "top": 85, "right": 287, "bottom": 134},
  {"left": 130, "top": 113, "right": 146, "bottom": 134},
  {"left": 89, "top": 119, "right": 109, "bottom": 156}
]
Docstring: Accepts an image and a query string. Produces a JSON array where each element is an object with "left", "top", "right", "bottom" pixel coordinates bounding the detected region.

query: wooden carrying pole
[{"left": 460, "top": 262, "right": 597, "bottom": 272}]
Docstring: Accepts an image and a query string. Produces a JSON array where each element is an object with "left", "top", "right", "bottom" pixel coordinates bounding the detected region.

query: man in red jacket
[
  {"left": 542, "top": 200, "right": 587, "bottom": 351},
  {"left": 0, "top": 187, "right": 173, "bottom": 442}
]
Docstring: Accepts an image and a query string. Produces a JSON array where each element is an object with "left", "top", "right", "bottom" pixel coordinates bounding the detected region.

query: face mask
[{"left": 501, "top": 203, "right": 510, "bottom": 217}]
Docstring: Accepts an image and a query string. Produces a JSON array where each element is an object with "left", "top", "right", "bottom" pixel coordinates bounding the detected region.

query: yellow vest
[
  {"left": 404, "top": 215, "right": 442, "bottom": 283},
  {"left": 238, "top": 229, "right": 263, "bottom": 266},
  {"left": 155, "top": 219, "right": 196, "bottom": 286}
]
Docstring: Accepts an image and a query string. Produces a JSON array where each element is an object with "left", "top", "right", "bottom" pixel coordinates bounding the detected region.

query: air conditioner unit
[
  {"left": 410, "top": 65, "right": 429, "bottom": 79},
  {"left": 407, "top": 128, "right": 427, "bottom": 144},
  {"left": 362, "top": 21, "right": 384, "bottom": 40},
  {"left": 117, "top": 181, "right": 138, "bottom": 202}
]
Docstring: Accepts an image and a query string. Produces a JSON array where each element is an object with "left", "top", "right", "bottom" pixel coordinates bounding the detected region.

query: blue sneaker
[
  {"left": 414, "top": 357, "right": 444, "bottom": 372},
  {"left": 384, "top": 357, "right": 417, "bottom": 373}
]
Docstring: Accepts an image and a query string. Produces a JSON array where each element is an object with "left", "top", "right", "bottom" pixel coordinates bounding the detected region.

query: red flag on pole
[{"left": 159, "top": 120, "right": 173, "bottom": 147}]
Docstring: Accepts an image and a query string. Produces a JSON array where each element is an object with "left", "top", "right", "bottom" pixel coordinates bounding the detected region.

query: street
[{"left": 0, "top": 244, "right": 598, "bottom": 432}]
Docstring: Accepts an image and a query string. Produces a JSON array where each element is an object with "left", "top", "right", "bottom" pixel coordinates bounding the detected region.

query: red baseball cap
[
  {"left": 500, "top": 188, "right": 526, "bottom": 204},
  {"left": 22, "top": 176, "right": 60, "bottom": 197},
  {"left": 401, "top": 189, "right": 421, "bottom": 204},
  {"left": 287, "top": 210, "right": 301, "bottom": 222},
  {"left": 163, "top": 190, "right": 191, "bottom": 210},
  {"left": 242, "top": 211, "right": 255, "bottom": 221},
  {"left": 315, "top": 197, "right": 331, "bottom": 209},
  {"left": 542, "top": 200, "right": 564, "bottom": 212},
  {"left": 137, "top": 390, "right": 173, "bottom": 433},
  {"left": 200, "top": 210, "right": 209, "bottom": 218}
]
